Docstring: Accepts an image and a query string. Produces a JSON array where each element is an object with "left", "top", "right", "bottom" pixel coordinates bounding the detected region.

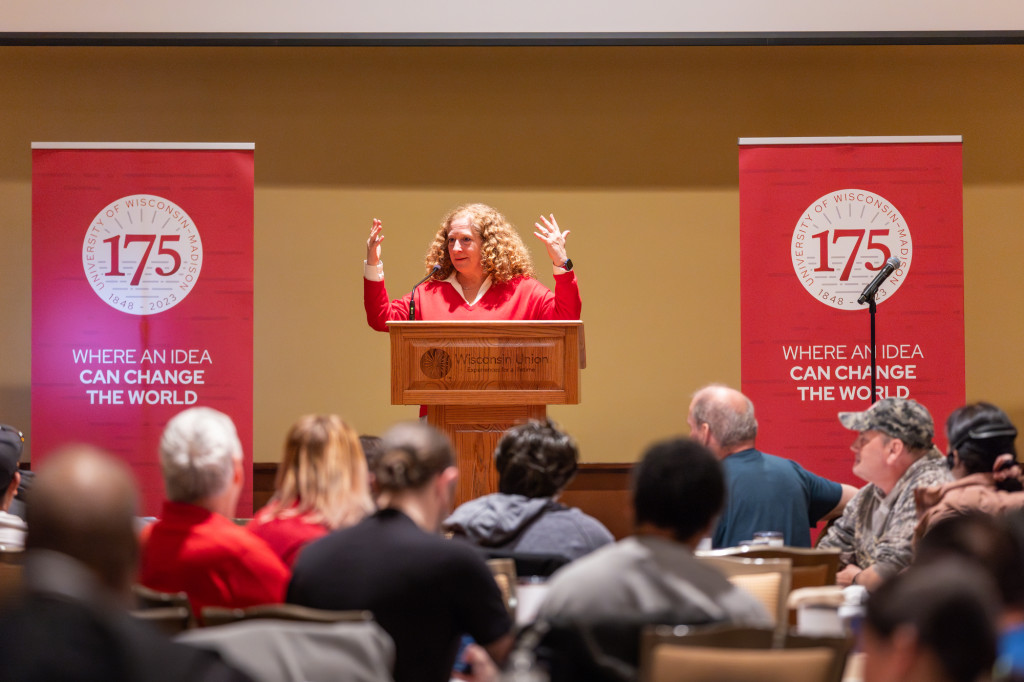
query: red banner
[
  {"left": 739, "top": 138, "right": 964, "bottom": 487},
  {"left": 32, "top": 143, "right": 254, "bottom": 516}
]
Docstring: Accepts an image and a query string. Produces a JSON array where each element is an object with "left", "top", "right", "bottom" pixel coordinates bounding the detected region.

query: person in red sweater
[
  {"left": 363, "top": 203, "right": 581, "bottom": 330},
  {"left": 248, "top": 414, "right": 375, "bottom": 566},
  {"left": 139, "top": 407, "right": 290, "bottom": 618}
]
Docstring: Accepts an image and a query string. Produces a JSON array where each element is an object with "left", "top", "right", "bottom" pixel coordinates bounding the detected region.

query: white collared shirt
[{"left": 443, "top": 271, "right": 492, "bottom": 306}]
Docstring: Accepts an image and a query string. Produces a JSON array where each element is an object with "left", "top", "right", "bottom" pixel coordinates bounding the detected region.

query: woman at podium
[{"left": 363, "top": 203, "right": 581, "bottom": 331}]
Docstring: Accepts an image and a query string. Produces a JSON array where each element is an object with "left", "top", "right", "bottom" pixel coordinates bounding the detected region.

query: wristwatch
[{"left": 560, "top": 258, "right": 574, "bottom": 271}]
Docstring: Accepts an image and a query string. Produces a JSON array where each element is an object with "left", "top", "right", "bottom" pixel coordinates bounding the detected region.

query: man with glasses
[{"left": 818, "top": 398, "right": 951, "bottom": 591}]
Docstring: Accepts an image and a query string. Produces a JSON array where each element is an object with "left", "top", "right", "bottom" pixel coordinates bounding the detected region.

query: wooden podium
[{"left": 388, "top": 321, "right": 583, "bottom": 506}]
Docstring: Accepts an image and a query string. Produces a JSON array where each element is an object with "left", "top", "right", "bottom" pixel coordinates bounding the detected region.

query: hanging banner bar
[
  {"left": 738, "top": 136, "right": 964, "bottom": 487},
  {"left": 31, "top": 143, "right": 255, "bottom": 516}
]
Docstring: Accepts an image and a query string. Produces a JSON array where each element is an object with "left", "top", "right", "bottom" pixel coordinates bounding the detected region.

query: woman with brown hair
[
  {"left": 363, "top": 203, "right": 581, "bottom": 331},
  {"left": 248, "top": 414, "right": 374, "bottom": 566}
]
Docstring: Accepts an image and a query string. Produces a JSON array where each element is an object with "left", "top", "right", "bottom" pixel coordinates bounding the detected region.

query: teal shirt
[{"left": 712, "top": 448, "right": 841, "bottom": 548}]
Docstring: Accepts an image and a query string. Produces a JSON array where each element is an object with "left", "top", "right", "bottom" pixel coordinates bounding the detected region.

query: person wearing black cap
[
  {"left": 915, "top": 402, "right": 1024, "bottom": 540},
  {"left": 818, "top": 398, "right": 951, "bottom": 590},
  {"left": 0, "top": 424, "right": 27, "bottom": 549}
]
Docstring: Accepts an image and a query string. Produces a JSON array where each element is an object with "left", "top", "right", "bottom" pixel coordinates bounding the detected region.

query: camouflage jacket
[{"left": 818, "top": 452, "right": 951, "bottom": 579}]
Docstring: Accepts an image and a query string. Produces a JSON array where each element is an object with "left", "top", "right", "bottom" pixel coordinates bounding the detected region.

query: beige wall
[{"left": 2, "top": 45, "right": 1023, "bottom": 465}]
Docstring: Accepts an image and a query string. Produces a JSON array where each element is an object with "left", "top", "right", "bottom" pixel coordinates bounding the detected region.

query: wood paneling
[{"left": 252, "top": 461, "right": 633, "bottom": 538}]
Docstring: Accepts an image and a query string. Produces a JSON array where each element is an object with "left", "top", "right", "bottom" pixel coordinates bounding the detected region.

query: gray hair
[
  {"left": 159, "top": 407, "right": 242, "bottom": 503},
  {"left": 691, "top": 384, "right": 758, "bottom": 449}
]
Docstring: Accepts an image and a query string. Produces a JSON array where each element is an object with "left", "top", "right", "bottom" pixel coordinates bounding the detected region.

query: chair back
[
  {"left": 641, "top": 623, "right": 775, "bottom": 656},
  {"left": 696, "top": 555, "right": 791, "bottom": 633},
  {"left": 132, "top": 583, "right": 195, "bottom": 629},
  {"left": 638, "top": 620, "right": 852, "bottom": 682},
  {"left": 699, "top": 546, "right": 841, "bottom": 590},
  {"left": 527, "top": 613, "right": 721, "bottom": 682},
  {"left": 200, "top": 603, "right": 372, "bottom": 628},
  {"left": 486, "top": 557, "right": 519, "bottom": 619},
  {"left": 130, "top": 606, "right": 193, "bottom": 635},
  {"left": 644, "top": 644, "right": 836, "bottom": 682},
  {"left": 178, "top": 617, "right": 395, "bottom": 682},
  {"left": 783, "top": 631, "right": 853, "bottom": 682},
  {"left": 0, "top": 548, "right": 24, "bottom": 599},
  {"left": 481, "top": 548, "right": 570, "bottom": 578}
]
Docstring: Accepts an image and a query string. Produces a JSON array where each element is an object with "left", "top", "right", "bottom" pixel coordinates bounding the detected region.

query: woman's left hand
[{"left": 534, "top": 214, "right": 571, "bottom": 267}]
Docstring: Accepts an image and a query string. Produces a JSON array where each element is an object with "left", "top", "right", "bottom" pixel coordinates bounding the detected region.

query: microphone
[
  {"left": 409, "top": 265, "right": 441, "bottom": 320},
  {"left": 857, "top": 256, "right": 901, "bottom": 305}
]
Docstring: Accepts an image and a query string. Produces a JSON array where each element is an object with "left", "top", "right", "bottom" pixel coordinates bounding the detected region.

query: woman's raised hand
[
  {"left": 533, "top": 214, "right": 570, "bottom": 267},
  {"left": 366, "top": 218, "right": 384, "bottom": 266}
]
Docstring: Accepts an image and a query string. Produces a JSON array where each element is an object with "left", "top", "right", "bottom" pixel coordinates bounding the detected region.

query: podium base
[{"left": 428, "top": 404, "right": 546, "bottom": 507}]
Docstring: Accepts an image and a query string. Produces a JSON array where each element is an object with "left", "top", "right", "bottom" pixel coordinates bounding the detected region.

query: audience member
[
  {"left": 288, "top": 421, "right": 513, "bottom": 682},
  {"left": 0, "top": 445, "right": 249, "bottom": 681},
  {"left": 443, "top": 419, "right": 613, "bottom": 562},
  {"left": 819, "top": 397, "right": 951, "bottom": 590},
  {"left": 248, "top": 414, "right": 374, "bottom": 566},
  {"left": 537, "top": 436, "right": 771, "bottom": 626},
  {"left": 359, "top": 434, "right": 384, "bottom": 500},
  {"left": 687, "top": 385, "right": 856, "bottom": 548},
  {"left": 0, "top": 424, "right": 27, "bottom": 548},
  {"left": 862, "top": 559, "right": 999, "bottom": 682},
  {"left": 915, "top": 402, "right": 1024, "bottom": 540},
  {"left": 138, "top": 407, "right": 290, "bottom": 616},
  {"left": 913, "top": 511, "right": 1024, "bottom": 678}
]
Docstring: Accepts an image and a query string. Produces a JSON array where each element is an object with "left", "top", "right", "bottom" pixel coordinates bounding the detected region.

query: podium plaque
[{"left": 388, "top": 321, "right": 583, "bottom": 504}]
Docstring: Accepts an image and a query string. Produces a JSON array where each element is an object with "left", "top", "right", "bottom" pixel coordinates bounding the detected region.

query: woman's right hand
[{"left": 366, "top": 218, "right": 384, "bottom": 266}]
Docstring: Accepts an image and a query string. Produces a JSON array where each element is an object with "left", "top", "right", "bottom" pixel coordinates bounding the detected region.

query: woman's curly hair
[{"left": 424, "top": 203, "right": 535, "bottom": 283}]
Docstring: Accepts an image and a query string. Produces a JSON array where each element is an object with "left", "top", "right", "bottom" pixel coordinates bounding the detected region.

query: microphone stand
[
  {"left": 408, "top": 265, "right": 441, "bottom": 321},
  {"left": 868, "top": 296, "right": 878, "bottom": 404},
  {"left": 858, "top": 256, "right": 898, "bottom": 405}
]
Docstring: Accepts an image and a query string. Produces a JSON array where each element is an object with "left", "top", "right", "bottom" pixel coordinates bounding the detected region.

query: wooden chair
[
  {"left": 638, "top": 623, "right": 851, "bottom": 682},
  {"left": 698, "top": 546, "right": 841, "bottom": 591},
  {"left": 696, "top": 555, "right": 792, "bottom": 636},
  {"left": 486, "top": 557, "right": 519, "bottom": 619},
  {"left": 130, "top": 606, "right": 194, "bottom": 635},
  {"left": 0, "top": 548, "right": 24, "bottom": 599},
  {"left": 132, "top": 584, "right": 196, "bottom": 630},
  {"left": 645, "top": 644, "right": 837, "bottom": 682},
  {"left": 528, "top": 613, "right": 720, "bottom": 682},
  {"left": 641, "top": 623, "right": 776, "bottom": 654},
  {"left": 177, "top": 616, "right": 395, "bottom": 682},
  {"left": 200, "top": 603, "right": 373, "bottom": 628},
  {"left": 783, "top": 631, "right": 854, "bottom": 682},
  {"left": 700, "top": 546, "right": 841, "bottom": 626},
  {"left": 480, "top": 548, "right": 569, "bottom": 578}
]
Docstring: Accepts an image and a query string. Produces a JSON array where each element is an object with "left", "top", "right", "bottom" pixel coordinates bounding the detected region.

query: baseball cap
[
  {"left": 0, "top": 425, "right": 24, "bottom": 491},
  {"left": 838, "top": 398, "right": 934, "bottom": 451}
]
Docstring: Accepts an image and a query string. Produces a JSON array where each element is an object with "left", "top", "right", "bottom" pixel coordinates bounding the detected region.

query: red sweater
[
  {"left": 364, "top": 272, "right": 581, "bottom": 332},
  {"left": 248, "top": 514, "right": 330, "bottom": 567},
  {"left": 138, "top": 501, "right": 291, "bottom": 617}
]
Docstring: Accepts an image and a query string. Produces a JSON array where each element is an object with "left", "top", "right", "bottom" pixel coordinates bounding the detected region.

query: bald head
[
  {"left": 688, "top": 384, "right": 758, "bottom": 456},
  {"left": 26, "top": 445, "right": 139, "bottom": 596}
]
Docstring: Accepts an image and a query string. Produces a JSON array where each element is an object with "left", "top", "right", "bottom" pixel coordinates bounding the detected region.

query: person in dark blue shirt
[{"left": 687, "top": 384, "right": 857, "bottom": 548}]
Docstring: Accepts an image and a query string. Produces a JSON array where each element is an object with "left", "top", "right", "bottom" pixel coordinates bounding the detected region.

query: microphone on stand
[
  {"left": 409, "top": 265, "right": 441, "bottom": 320},
  {"left": 857, "top": 256, "right": 901, "bottom": 305}
]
